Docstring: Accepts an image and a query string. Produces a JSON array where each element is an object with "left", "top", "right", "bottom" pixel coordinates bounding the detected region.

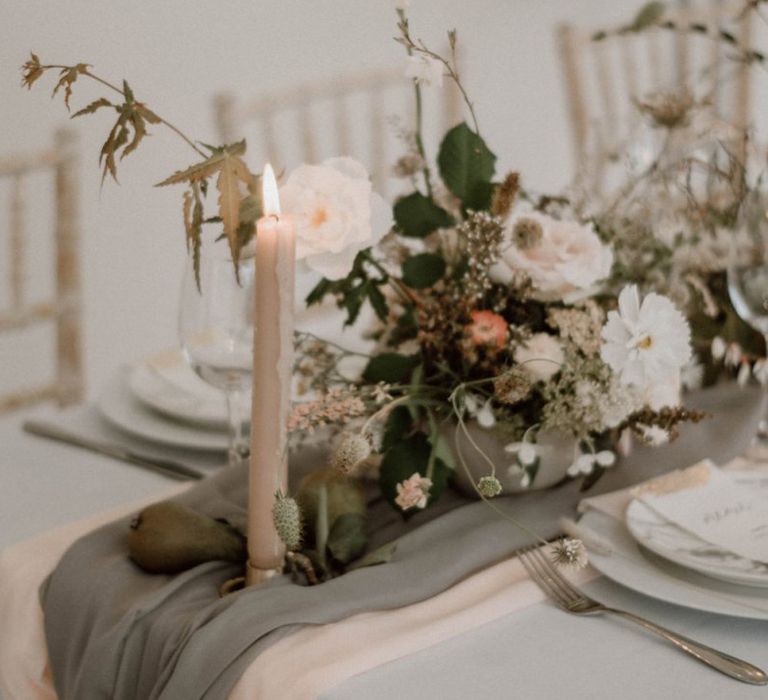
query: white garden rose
[
  {"left": 279, "top": 157, "right": 392, "bottom": 280},
  {"left": 491, "top": 212, "right": 613, "bottom": 302},
  {"left": 514, "top": 333, "right": 565, "bottom": 382}
]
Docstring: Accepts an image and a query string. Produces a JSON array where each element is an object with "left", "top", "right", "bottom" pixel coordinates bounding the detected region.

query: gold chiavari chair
[
  {"left": 0, "top": 128, "right": 83, "bottom": 414},
  {"left": 213, "top": 62, "right": 463, "bottom": 199},
  {"left": 557, "top": 0, "right": 754, "bottom": 194}
]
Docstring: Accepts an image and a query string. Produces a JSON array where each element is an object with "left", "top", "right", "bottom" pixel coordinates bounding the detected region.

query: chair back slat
[
  {"left": 557, "top": 0, "right": 755, "bottom": 195},
  {"left": 590, "top": 38, "right": 619, "bottom": 148},
  {"left": 0, "top": 128, "right": 83, "bottom": 415},
  {"left": 53, "top": 128, "right": 83, "bottom": 407},
  {"left": 10, "top": 176, "right": 24, "bottom": 310}
]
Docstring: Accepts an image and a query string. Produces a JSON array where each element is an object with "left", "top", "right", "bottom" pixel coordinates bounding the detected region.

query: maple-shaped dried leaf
[
  {"left": 99, "top": 109, "right": 130, "bottom": 182},
  {"left": 135, "top": 104, "right": 161, "bottom": 124},
  {"left": 72, "top": 97, "right": 114, "bottom": 118},
  {"left": 21, "top": 53, "right": 44, "bottom": 89},
  {"left": 183, "top": 183, "right": 205, "bottom": 290},
  {"left": 122, "top": 108, "right": 148, "bottom": 160},
  {"left": 52, "top": 63, "right": 90, "bottom": 111},
  {"left": 217, "top": 154, "right": 252, "bottom": 268},
  {"left": 155, "top": 140, "right": 247, "bottom": 187}
]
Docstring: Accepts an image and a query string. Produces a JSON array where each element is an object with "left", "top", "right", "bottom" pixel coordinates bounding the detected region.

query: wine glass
[
  {"left": 727, "top": 217, "right": 768, "bottom": 451},
  {"left": 178, "top": 246, "right": 255, "bottom": 466}
]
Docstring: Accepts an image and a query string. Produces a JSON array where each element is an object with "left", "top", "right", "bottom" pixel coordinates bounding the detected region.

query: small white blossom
[
  {"left": 737, "top": 362, "right": 752, "bottom": 387},
  {"left": 725, "top": 343, "right": 742, "bottom": 368},
  {"left": 595, "top": 450, "right": 616, "bottom": 467},
  {"left": 754, "top": 359, "right": 768, "bottom": 386},
  {"left": 711, "top": 336, "right": 727, "bottom": 360},
  {"left": 518, "top": 443, "right": 538, "bottom": 466},
  {"left": 404, "top": 55, "right": 443, "bottom": 88},
  {"left": 520, "top": 471, "right": 532, "bottom": 488},
  {"left": 476, "top": 399, "right": 496, "bottom": 429},
  {"left": 567, "top": 453, "right": 597, "bottom": 477},
  {"left": 681, "top": 358, "right": 704, "bottom": 390},
  {"left": 637, "top": 424, "right": 670, "bottom": 446}
]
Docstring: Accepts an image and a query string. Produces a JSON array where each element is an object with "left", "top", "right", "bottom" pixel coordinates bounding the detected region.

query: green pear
[
  {"left": 296, "top": 468, "right": 366, "bottom": 537},
  {"left": 128, "top": 501, "right": 246, "bottom": 574}
]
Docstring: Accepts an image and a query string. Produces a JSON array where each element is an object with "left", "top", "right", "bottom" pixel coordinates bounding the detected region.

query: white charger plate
[
  {"left": 626, "top": 497, "right": 768, "bottom": 589},
  {"left": 99, "top": 366, "right": 229, "bottom": 452},
  {"left": 582, "top": 509, "right": 768, "bottom": 621},
  {"left": 129, "top": 350, "right": 250, "bottom": 428}
]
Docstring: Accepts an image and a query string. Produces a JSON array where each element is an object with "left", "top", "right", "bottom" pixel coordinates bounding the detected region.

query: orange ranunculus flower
[{"left": 468, "top": 310, "right": 508, "bottom": 349}]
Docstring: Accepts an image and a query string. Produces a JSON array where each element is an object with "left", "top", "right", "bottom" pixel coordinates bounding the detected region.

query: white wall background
[{"left": 0, "top": 0, "right": 763, "bottom": 399}]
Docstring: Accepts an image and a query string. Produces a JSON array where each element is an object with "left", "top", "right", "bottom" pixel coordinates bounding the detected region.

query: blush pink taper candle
[{"left": 246, "top": 163, "right": 295, "bottom": 585}]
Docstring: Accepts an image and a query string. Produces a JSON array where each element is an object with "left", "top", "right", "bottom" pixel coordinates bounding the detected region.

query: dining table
[{"left": 1, "top": 383, "right": 767, "bottom": 700}]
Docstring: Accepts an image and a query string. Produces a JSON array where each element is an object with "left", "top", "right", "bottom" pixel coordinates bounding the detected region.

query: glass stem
[{"left": 226, "top": 388, "right": 247, "bottom": 466}]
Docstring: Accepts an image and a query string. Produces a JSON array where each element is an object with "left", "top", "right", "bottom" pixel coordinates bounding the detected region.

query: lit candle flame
[{"left": 262, "top": 163, "right": 281, "bottom": 217}]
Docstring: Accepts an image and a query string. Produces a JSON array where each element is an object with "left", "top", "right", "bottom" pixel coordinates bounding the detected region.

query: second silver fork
[{"left": 518, "top": 544, "right": 767, "bottom": 686}]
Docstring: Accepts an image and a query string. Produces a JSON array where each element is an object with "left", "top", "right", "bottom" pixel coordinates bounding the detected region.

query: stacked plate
[
  {"left": 98, "top": 350, "right": 243, "bottom": 452},
  {"left": 581, "top": 468, "right": 768, "bottom": 621}
]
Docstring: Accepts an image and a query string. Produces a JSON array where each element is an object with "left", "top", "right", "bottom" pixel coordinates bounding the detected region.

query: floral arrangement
[
  {"left": 21, "top": 6, "right": 720, "bottom": 581},
  {"left": 574, "top": 1, "right": 768, "bottom": 390}
]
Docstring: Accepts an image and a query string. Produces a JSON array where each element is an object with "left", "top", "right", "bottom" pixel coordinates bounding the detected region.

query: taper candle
[{"left": 246, "top": 163, "right": 295, "bottom": 585}]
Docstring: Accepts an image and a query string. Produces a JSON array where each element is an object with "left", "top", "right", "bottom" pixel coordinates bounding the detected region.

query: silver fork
[{"left": 518, "top": 544, "right": 768, "bottom": 685}]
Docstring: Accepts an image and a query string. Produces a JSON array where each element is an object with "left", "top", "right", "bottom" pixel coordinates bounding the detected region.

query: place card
[{"left": 638, "top": 463, "right": 768, "bottom": 565}]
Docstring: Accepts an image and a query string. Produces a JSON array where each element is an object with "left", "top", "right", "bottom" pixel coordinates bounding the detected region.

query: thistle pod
[
  {"left": 477, "top": 475, "right": 503, "bottom": 498},
  {"left": 330, "top": 432, "right": 372, "bottom": 474},
  {"left": 272, "top": 491, "right": 303, "bottom": 551}
]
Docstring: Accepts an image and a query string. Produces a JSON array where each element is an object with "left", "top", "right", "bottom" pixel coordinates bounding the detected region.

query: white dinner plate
[
  {"left": 129, "top": 350, "right": 250, "bottom": 428},
  {"left": 99, "top": 367, "right": 229, "bottom": 452},
  {"left": 626, "top": 497, "right": 768, "bottom": 589},
  {"left": 582, "top": 509, "right": 768, "bottom": 621}
]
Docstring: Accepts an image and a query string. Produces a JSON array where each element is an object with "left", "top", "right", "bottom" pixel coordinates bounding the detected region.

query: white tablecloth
[{"left": 1, "top": 407, "right": 767, "bottom": 699}]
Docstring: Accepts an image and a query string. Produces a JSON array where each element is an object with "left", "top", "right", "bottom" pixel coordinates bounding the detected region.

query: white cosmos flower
[
  {"left": 601, "top": 285, "right": 691, "bottom": 390},
  {"left": 404, "top": 55, "right": 444, "bottom": 88},
  {"left": 491, "top": 212, "right": 613, "bottom": 302},
  {"left": 279, "top": 157, "right": 392, "bottom": 280}
]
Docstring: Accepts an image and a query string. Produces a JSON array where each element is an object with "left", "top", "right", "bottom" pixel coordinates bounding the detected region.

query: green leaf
[
  {"left": 306, "top": 278, "right": 333, "bottom": 307},
  {"left": 378, "top": 433, "right": 449, "bottom": 515},
  {"left": 362, "top": 352, "right": 420, "bottom": 384},
  {"left": 366, "top": 282, "right": 389, "bottom": 321},
  {"left": 401, "top": 253, "right": 446, "bottom": 289},
  {"left": 381, "top": 405, "right": 413, "bottom": 452},
  {"left": 327, "top": 512, "right": 368, "bottom": 565},
  {"left": 437, "top": 122, "right": 496, "bottom": 210},
  {"left": 627, "top": 1, "right": 665, "bottom": 32},
  {"left": 393, "top": 192, "right": 453, "bottom": 238},
  {"left": 429, "top": 431, "right": 456, "bottom": 471}
]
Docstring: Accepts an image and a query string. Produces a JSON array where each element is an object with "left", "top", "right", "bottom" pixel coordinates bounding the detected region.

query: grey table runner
[{"left": 40, "top": 386, "right": 764, "bottom": 700}]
